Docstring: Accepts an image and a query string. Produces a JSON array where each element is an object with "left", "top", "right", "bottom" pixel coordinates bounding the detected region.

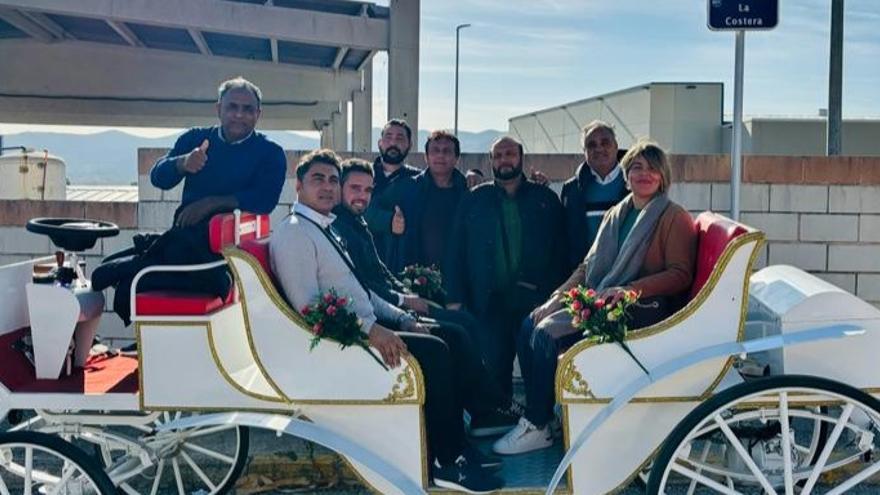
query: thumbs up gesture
[
  {"left": 180, "top": 139, "right": 210, "bottom": 174},
  {"left": 391, "top": 205, "right": 406, "bottom": 235}
]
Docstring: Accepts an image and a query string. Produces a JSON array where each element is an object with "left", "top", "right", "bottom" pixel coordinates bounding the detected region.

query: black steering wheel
[{"left": 26, "top": 218, "right": 120, "bottom": 252}]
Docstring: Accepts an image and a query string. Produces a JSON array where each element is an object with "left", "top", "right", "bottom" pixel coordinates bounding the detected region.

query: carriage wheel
[
  {"left": 13, "top": 411, "right": 249, "bottom": 495},
  {"left": 0, "top": 430, "right": 116, "bottom": 495},
  {"left": 646, "top": 375, "right": 880, "bottom": 494}
]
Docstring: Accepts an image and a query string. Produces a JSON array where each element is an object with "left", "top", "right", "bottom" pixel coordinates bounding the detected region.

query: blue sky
[
  {"left": 0, "top": 0, "right": 877, "bottom": 137},
  {"left": 371, "top": 0, "right": 880, "bottom": 132}
]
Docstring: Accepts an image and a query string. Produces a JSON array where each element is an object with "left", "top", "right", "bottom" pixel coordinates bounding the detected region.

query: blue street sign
[{"left": 708, "top": 0, "right": 779, "bottom": 31}]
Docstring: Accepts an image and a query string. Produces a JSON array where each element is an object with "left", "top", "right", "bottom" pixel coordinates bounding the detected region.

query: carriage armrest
[{"left": 557, "top": 230, "right": 763, "bottom": 403}]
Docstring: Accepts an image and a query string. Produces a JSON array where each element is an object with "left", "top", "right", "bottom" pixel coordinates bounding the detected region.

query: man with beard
[
  {"left": 332, "top": 158, "right": 518, "bottom": 437},
  {"left": 444, "top": 137, "right": 567, "bottom": 401},
  {"left": 364, "top": 119, "right": 421, "bottom": 267},
  {"left": 561, "top": 120, "right": 628, "bottom": 272}
]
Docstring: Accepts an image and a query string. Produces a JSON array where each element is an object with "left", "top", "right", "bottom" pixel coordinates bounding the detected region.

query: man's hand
[
  {"left": 175, "top": 195, "right": 235, "bottom": 227},
  {"left": 400, "top": 319, "right": 431, "bottom": 334},
  {"left": 391, "top": 206, "right": 406, "bottom": 235},
  {"left": 178, "top": 139, "right": 210, "bottom": 175},
  {"left": 402, "top": 294, "right": 430, "bottom": 315},
  {"left": 530, "top": 295, "right": 563, "bottom": 323},
  {"left": 529, "top": 168, "right": 550, "bottom": 186},
  {"left": 368, "top": 324, "right": 408, "bottom": 368}
]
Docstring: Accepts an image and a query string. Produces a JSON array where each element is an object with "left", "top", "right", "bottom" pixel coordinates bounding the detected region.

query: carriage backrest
[
  {"left": 208, "top": 212, "right": 270, "bottom": 253},
  {"left": 688, "top": 212, "right": 750, "bottom": 301}
]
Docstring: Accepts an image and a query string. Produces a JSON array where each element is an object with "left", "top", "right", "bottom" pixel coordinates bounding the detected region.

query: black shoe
[
  {"left": 463, "top": 442, "right": 502, "bottom": 470},
  {"left": 468, "top": 406, "right": 519, "bottom": 437},
  {"left": 433, "top": 455, "right": 503, "bottom": 494}
]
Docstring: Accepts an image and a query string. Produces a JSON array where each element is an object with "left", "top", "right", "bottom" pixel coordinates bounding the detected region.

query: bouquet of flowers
[
  {"left": 300, "top": 289, "right": 387, "bottom": 370},
  {"left": 398, "top": 264, "right": 446, "bottom": 304},
  {"left": 561, "top": 286, "right": 649, "bottom": 374}
]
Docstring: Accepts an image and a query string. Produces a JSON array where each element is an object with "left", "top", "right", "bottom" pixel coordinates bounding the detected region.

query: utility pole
[
  {"left": 454, "top": 23, "right": 471, "bottom": 136},
  {"left": 827, "top": 0, "right": 844, "bottom": 155}
]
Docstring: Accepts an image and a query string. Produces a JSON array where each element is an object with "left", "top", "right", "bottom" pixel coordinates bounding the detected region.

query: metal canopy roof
[
  {"left": 0, "top": 0, "right": 393, "bottom": 134},
  {"left": 0, "top": 0, "right": 385, "bottom": 69}
]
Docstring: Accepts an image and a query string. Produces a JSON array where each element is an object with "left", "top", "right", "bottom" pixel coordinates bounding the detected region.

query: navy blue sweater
[{"left": 150, "top": 126, "right": 287, "bottom": 217}]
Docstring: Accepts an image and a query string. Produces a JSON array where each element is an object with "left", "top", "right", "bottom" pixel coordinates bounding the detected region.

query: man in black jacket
[
  {"left": 333, "top": 158, "right": 518, "bottom": 437},
  {"left": 444, "top": 137, "right": 567, "bottom": 400},
  {"left": 560, "top": 121, "right": 628, "bottom": 272},
  {"left": 382, "top": 130, "right": 470, "bottom": 274},
  {"left": 364, "top": 119, "right": 421, "bottom": 267}
]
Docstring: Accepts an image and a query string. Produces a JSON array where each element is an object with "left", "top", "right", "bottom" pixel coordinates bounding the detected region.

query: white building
[{"left": 509, "top": 82, "right": 880, "bottom": 156}]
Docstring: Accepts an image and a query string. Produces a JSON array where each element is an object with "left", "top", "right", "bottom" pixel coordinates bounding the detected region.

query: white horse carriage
[{"left": 1, "top": 209, "right": 880, "bottom": 494}]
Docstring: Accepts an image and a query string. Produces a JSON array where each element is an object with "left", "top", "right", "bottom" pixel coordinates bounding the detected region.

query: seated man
[
  {"left": 331, "top": 158, "right": 517, "bottom": 437},
  {"left": 93, "top": 77, "right": 286, "bottom": 324},
  {"left": 270, "top": 149, "right": 503, "bottom": 494}
]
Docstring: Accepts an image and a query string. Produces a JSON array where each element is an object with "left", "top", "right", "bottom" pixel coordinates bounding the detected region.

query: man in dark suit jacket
[{"left": 444, "top": 137, "right": 567, "bottom": 400}]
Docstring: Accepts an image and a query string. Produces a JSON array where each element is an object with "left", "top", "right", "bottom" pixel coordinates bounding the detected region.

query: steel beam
[
  {"left": 0, "top": 7, "right": 55, "bottom": 42},
  {"left": 188, "top": 28, "right": 211, "bottom": 55},
  {"left": 107, "top": 20, "right": 143, "bottom": 47}
]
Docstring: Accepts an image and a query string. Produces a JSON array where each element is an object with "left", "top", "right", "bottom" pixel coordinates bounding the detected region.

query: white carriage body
[{"left": 4, "top": 210, "right": 880, "bottom": 495}]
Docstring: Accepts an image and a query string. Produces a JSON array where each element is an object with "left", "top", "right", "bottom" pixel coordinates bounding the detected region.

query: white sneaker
[{"left": 492, "top": 417, "right": 553, "bottom": 455}]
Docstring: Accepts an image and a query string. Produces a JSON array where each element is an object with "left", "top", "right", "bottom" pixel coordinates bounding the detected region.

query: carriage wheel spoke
[
  {"left": 181, "top": 451, "right": 217, "bottom": 492},
  {"left": 778, "top": 392, "right": 795, "bottom": 495},
  {"left": 713, "top": 413, "right": 778, "bottom": 494},
  {"left": 182, "top": 442, "right": 235, "bottom": 464},
  {"left": 187, "top": 425, "right": 234, "bottom": 439},
  {"left": 801, "top": 403, "right": 855, "bottom": 495},
  {"left": 24, "top": 446, "right": 33, "bottom": 495},
  {"left": 172, "top": 458, "right": 185, "bottom": 495},
  {"left": 0, "top": 471, "right": 11, "bottom": 495},
  {"left": 686, "top": 440, "right": 713, "bottom": 495},
  {"left": 148, "top": 459, "right": 165, "bottom": 495},
  {"left": 47, "top": 464, "right": 77, "bottom": 495},
  {"left": 671, "top": 461, "right": 744, "bottom": 495}
]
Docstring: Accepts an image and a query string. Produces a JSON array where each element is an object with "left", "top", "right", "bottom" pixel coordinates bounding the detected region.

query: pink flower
[
  {"left": 567, "top": 288, "right": 580, "bottom": 299},
  {"left": 571, "top": 316, "right": 581, "bottom": 327},
  {"left": 301, "top": 306, "right": 312, "bottom": 315},
  {"left": 580, "top": 308, "right": 591, "bottom": 320},
  {"left": 312, "top": 323, "right": 323, "bottom": 335},
  {"left": 326, "top": 305, "right": 338, "bottom": 316},
  {"left": 571, "top": 300, "right": 583, "bottom": 311},
  {"left": 337, "top": 297, "right": 348, "bottom": 307},
  {"left": 585, "top": 289, "right": 597, "bottom": 298},
  {"left": 594, "top": 298, "right": 606, "bottom": 308},
  {"left": 323, "top": 293, "right": 335, "bottom": 304},
  {"left": 416, "top": 276, "right": 428, "bottom": 285}
]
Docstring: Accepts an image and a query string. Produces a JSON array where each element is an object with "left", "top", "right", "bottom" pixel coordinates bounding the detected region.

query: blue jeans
[{"left": 517, "top": 311, "right": 583, "bottom": 427}]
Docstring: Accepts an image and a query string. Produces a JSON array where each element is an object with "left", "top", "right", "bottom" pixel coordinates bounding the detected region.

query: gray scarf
[{"left": 584, "top": 193, "right": 670, "bottom": 291}]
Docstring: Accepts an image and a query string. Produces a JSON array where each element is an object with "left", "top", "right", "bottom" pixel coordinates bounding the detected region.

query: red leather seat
[
  {"left": 135, "top": 212, "right": 269, "bottom": 317},
  {"left": 688, "top": 212, "right": 750, "bottom": 301}
]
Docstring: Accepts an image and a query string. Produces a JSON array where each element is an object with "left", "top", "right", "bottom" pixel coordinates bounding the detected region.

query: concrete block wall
[{"left": 4, "top": 152, "right": 880, "bottom": 349}]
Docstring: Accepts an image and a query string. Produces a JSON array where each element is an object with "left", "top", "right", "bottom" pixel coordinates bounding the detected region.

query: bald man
[{"left": 443, "top": 136, "right": 567, "bottom": 402}]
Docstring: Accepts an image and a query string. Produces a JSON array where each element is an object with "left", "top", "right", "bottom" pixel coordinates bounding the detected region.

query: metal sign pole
[{"left": 731, "top": 30, "right": 745, "bottom": 221}]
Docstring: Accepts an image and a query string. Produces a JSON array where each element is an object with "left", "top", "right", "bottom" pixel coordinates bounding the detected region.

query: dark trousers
[
  {"left": 517, "top": 304, "right": 673, "bottom": 427},
  {"left": 475, "top": 293, "right": 532, "bottom": 401},
  {"left": 517, "top": 312, "right": 583, "bottom": 427},
  {"left": 397, "top": 332, "right": 463, "bottom": 464},
  {"left": 95, "top": 221, "right": 230, "bottom": 325}
]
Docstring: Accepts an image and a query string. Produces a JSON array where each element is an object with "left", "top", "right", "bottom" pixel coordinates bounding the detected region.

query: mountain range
[{"left": 1, "top": 128, "right": 505, "bottom": 185}]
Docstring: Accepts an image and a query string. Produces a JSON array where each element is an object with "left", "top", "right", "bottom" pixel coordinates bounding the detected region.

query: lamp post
[{"left": 454, "top": 23, "right": 471, "bottom": 137}]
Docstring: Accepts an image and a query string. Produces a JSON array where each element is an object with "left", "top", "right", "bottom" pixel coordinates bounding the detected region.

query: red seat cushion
[
  {"left": 688, "top": 212, "right": 750, "bottom": 300},
  {"left": 136, "top": 288, "right": 236, "bottom": 316}
]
